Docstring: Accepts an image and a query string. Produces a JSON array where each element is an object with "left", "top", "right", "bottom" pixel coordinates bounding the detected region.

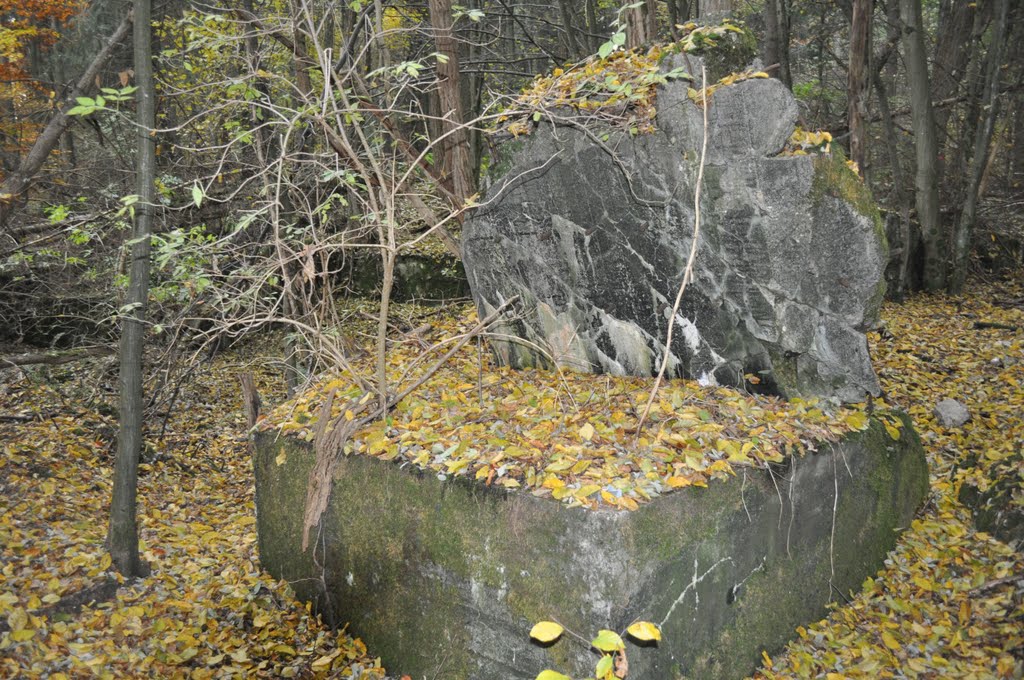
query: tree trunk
[
  {"left": 900, "top": 0, "right": 945, "bottom": 290},
  {"left": 0, "top": 13, "right": 132, "bottom": 230},
  {"left": 109, "top": 0, "right": 154, "bottom": 579},
  {"left": 700, "top": 0, "right": 735, "bottom": 16},
  {"left": 874, "top": 69, "right": 912, "bottom": 297},
  {"left": 585, "top": 0, "right": 601, "bottom": 52},
  {"left": 623, "top": 1, "right": 656, "bottom": 49},
  {"left": 930, "top": 0, "right": 978, "bottom": 153},
  {"left": 847, "top": 0, "right": 873, "bottom": 175},
  {"left": 948, "top": 0, "right": 1009, "bottom": 294},
  {"left": 557, "top": 0, "right": 583, "bottom": 59},
  {"left": 427, "top": 0, "right": 474, "bottom": 206},
  {"left": 764, "top": 0, "right": 792, "bottom": 88}
]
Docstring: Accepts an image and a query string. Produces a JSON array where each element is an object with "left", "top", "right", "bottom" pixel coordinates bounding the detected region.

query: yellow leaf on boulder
[{"left": 529, "top": 621, "right": 564, "bottom": 643}]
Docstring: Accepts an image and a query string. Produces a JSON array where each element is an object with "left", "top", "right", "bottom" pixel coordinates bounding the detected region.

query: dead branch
[{"left": 1, "top": 346, "right": 114, "bottom": 368}]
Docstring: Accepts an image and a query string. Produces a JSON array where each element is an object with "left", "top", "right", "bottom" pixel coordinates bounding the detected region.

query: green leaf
[
  {"left": 595, "top": 654, "right": 613, "bottom": 677},
  {"left": 626, "top": 621, "right": 662, "bottom": 642},
  {"left": 533, "top": 111, "right": 541, "bottom": 122},
  {"left": 591, "top": 629, "right": 625, "bottom": 652},
  {"left": 598, "top": 42, "right": 614, "bottom": 59},
  {"left": 529, "top": 621, "right": 564, "bottom": 643},
  {"left": 535, "top": 672, "right": 571, "bottom": 680},
  {"left": 192, "top": 184, "right": 204, "bottom": 208}
]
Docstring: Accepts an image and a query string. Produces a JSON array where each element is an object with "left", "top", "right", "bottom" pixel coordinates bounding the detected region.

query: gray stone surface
[
  {"left": 253, "top": 416, "right": 928, "bottom": 680},
  {"left": 933, "top": 398, "right": 970, "bottom": 428},
  {"left": 464, "top": 57, "right": 888, "bottom": 403}
]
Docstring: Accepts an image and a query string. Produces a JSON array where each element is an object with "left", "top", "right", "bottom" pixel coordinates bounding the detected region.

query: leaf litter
[
  {"left": 0, "top": 349, "right": 384, "bottom": 678},
  {"left": 0, "top": 276, "right": 1021, "bottom": 678},
  {"left": 754, "top": 276, "right": 1024, "bottom": 679}
]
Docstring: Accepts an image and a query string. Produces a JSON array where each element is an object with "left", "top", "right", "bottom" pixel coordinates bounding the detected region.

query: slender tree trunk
[
  {"left": 109, "top": 0, "right": 154, "bottom": 579},
  {"left": 948, "top": 0, "right": 1009, "bottom": 294},
  {"left": 557, "top": 0, "right": 582, "bottom": 59},
  {"left": 874, "top": 69, "right": 911, "bottom": 297},
  {"left": 884, "top": 0, "right": 900, "bottom": 90},
  {"left": 428, "top": 0, "right": 474, "bottom": 205},
  {"left": 585, "top": 0, "right": 601, "bottom": 52},
  {"left": 50, "top": 18, "right": 77, "bottom": 169},
  {"left": 761, "top": 0, "right": 790, "bottom": 87},
  {"left": 900, "top": 0, "right": 945, "bottom": 290},
  {"left": 0, "top": 13, "right": 132, "bottom": 230},
  {"left": 930, "top": 0, "right": 978, "bottom": 151},
  {"left": 778, "top": 0, "right": 793, "bottom": 87},
  {"left": 848, "top": 0, "right": 873, "bottom": 175}
]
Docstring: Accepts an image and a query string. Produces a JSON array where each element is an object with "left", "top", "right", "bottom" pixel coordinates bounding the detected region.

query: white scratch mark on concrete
[{"left": 659, "top": 556, "right": 734, "bottom": 627}]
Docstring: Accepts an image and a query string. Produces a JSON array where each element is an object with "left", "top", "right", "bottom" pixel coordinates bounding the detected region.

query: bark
[
  {"left": 883, "top": 0, "right": 900, "bottom": 86},
  {"left": 585, "top": 0, "right": 601, "bottom": 52},
  {"left": 623, "top": 1, "right": 656, "bottom": 49},
  {"left": 948, "top": 0, "right": 1009, "bottom": 294},
  {"left": 240, "top": 373, "right": 262, "bottom": 430},
  {"left": 874, "top": 69, "right": 911, "bottom": 298},
  {"left": 764, "top": 0, "right": 792, "bottom": 88},
  {"left": 0, "top": 13, "right": 132, "bottom": 230},
  {"left": 557, "top": 0, "right": 583, "bottom": 59},
  {"left": 778, "top": 0, "right": 793, "bottom": 87},
  {"left": 428, "top": 0, "right": 474, "bottom": 206},
  {"left": 109, "top": 0, "right": 154, "bottom": 579},
  {"left": 930, "top": 1, "right": 978, "bottom": 150},
  {"left": 700, "top": 0, "right": 735, "bottom": 16},
  {"left": 900, "top": 0, "right": 945, "bottom": 290},
  {"left": 847, "top": 0, "right": 873, "bottom": 175}
]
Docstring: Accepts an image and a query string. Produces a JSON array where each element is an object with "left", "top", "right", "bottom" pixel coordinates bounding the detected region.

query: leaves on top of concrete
[
  {"left": 754, "top": 277, "right": 1024, "bottom": 679},
  {"left": 266, "top": 302, "right": 893, "bottom": 512}
]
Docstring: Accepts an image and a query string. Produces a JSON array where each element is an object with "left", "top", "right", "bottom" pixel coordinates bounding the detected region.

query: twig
[
  {"left": 972, "top": 321, "right": 1019, "bottom": 331},
  {"left": 636, "top": 63, "right": 708, "bottom": 436},
  {"left": 0, "top": 346, "right": 114, "bottom": 368}
]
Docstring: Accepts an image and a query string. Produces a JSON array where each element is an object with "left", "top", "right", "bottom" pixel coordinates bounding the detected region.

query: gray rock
[
  {"left": 463, "top": 56, "right": 887, "bottom": 403},
  {"left": 253, "top": 416, "right": 928, "bottom": 680},
  {"left": 934, "top": 398, "right": 970, "bottom": 428}
]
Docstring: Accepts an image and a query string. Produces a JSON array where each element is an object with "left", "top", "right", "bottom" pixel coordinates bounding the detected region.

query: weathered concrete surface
[
  {"left": 463, "top": 57, "right": 888, "bottom": 403},
  {"left": 253, "top": 415, "right": 927, "bottom": 679}
]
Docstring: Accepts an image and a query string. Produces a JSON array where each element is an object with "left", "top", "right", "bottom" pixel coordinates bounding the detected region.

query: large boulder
[
  {"left": 253, "top": 416, "right": 927, "bottom": 679},
  {"left": 463, "top": 57, "right": 887, "bottom": 403}
]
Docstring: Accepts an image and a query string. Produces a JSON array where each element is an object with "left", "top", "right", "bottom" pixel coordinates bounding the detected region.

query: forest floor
[{"left": 0, "top": 275, "right": 1022, "bottom": 679}]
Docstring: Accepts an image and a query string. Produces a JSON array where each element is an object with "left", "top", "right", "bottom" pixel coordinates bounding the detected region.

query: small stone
[{"left": 933, "top": 399, "right": 970, "bottom": 428}]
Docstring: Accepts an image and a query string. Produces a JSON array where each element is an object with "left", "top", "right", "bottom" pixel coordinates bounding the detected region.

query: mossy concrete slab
[{"left": 253, "top": 415, "right": 927, "bottom": 679}]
